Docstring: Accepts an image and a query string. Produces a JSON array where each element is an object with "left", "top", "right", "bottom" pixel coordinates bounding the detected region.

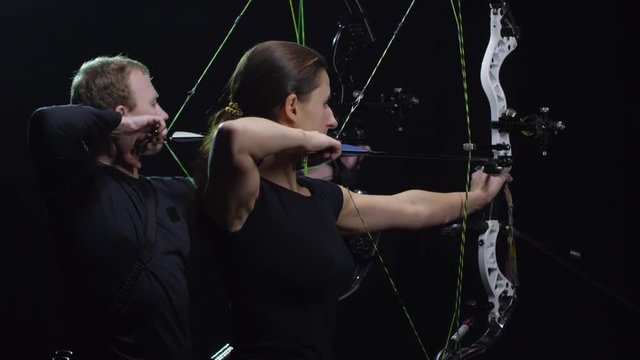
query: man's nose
[{"left": 158, "top": 106, "right": 169, "bottom": 121}]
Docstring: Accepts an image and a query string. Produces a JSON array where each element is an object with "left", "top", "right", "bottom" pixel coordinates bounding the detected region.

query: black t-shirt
[
  {"left": 28, "top": 105, "right": 194, "bottom": 360},
  {"left": 212, "top": 176, "right": 355, "bottom": 360}
]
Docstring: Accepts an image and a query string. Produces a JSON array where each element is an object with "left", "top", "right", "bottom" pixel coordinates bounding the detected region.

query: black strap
[
  {"left": 139, "top": 177, "right": 157, "bottom": 263},
  {"left": 107, "top": 177, "right": 158, "bottom": 316}
]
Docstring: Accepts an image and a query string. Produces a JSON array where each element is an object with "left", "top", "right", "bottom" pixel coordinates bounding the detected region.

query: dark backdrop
[{"left": 2, "top": 0, "right": 638, "bottom": 359}]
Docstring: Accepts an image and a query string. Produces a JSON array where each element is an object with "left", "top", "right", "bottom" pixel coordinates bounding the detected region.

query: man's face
[
  {"left": 127, "top": 70, "right": 169, "bottom": 120},
  {"left": 113, "top": 70, "right": 169, "bottom": 170}
]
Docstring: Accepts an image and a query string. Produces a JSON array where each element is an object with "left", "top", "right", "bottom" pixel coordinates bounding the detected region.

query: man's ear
[
  {"left": 115, "top": 105, "right": 128, "bottom": 116},
  {"left": 282, "top": 93, "right": 298, "bottom": 126}
]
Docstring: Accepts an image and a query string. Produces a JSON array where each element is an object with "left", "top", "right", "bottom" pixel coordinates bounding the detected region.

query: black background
[{"left": 2, "top": 0, "right": 638, "bottom": 359}]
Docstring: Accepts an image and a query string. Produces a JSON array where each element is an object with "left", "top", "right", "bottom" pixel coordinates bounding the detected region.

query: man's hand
[
  {"left": 114, "top": 114, "right": 166, "bottom": 137},
  {"left": 135, "top": 125, "right": 168, "bottom": 156},
  {"left": 121, "top": 114, "right": 167, "bottom": 155},
  {"left": 112, "top": 114, "right": 167, "bottom": 168}
]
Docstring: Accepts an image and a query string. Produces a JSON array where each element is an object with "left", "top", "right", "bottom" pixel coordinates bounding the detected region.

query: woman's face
[{"left": 296, "top": 70, "right": 338, "bottom": 134}]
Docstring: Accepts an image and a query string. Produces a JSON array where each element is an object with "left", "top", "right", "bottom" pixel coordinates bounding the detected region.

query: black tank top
[{"left": 213, "top": 176, "right": 355, "bottom": 360}]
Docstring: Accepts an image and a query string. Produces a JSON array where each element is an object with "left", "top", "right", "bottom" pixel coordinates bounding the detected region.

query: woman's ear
[{"left": 282, "top": 93, "right": 298, "bottom": 125}]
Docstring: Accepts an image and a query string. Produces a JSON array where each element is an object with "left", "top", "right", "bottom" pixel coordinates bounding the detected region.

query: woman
[{"left": 195, "top": 40, "right": 508, "bottom": 360}]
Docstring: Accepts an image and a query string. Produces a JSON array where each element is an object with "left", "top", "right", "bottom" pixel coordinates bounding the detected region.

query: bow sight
[{"left": 494, "top": 107, "right": 565, "bottom": 156}]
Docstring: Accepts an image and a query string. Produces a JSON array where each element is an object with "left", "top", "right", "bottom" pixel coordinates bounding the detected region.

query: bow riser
[{"left": 480, "top": 5, "right": 518, "bottom": 166}]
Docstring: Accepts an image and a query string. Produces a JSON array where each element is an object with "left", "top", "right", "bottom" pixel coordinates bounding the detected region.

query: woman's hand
[
  {"left": 304, "top": 131, "right": 342, "bottom": 161},
  {"left": 470, "top": 168, "right": 512, "bottom": 206}
]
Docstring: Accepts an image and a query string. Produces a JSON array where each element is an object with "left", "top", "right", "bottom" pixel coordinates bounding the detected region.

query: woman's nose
[{"left": 327, "top": 110, "right": 338, "bottom": 129}]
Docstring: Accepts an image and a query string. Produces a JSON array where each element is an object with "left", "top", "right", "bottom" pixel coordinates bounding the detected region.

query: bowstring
[
  {"left": 162, "top": 0, "right": 255, "bottom": 181},
  {"left": 290, "top": 0, "right": 310, "bottom": 175},
  {"left": 330, "top": 1, "right": 432, "bottom": 358},
  {"left": 443, "top": 0, "right": 473, "bottom": 353}
]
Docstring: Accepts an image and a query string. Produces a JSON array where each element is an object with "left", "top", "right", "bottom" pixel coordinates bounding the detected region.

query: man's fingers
[{"left": 125, "top": 115, "right": 166, "bottom": 133}]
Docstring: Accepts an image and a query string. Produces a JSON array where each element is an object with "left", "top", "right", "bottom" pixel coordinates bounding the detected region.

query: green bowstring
[
  {"left": 443, "top": 0, "right": 473, "bottom": 353},
  {"left": 290, "top": 0, "right": 309, "bottom": 174},
  {"left": 163, "top": 0, "right": 255, "bottom": 180}
]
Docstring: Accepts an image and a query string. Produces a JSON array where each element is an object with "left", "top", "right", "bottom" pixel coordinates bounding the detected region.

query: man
[{"left": 28, "top": 56, "right": 194, "bottom": 360}]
